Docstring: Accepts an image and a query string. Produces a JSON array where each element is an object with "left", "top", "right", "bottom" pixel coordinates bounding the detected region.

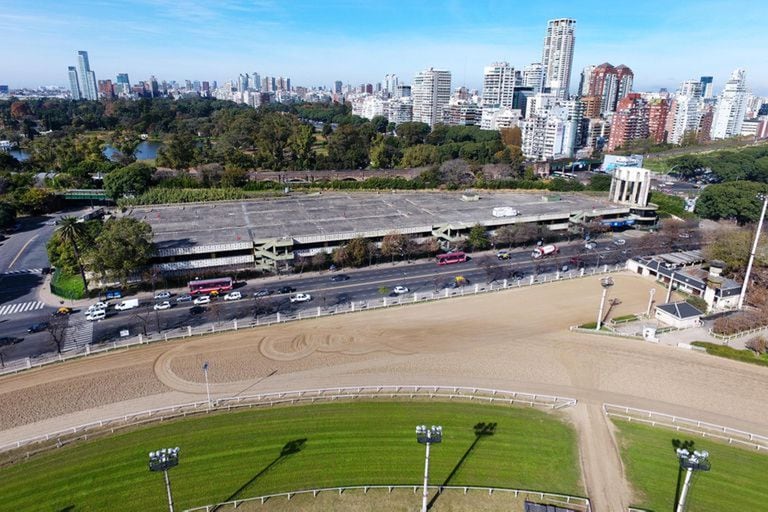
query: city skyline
[{"left": 2, "top": 0, "right": 768, "bottom": 94}]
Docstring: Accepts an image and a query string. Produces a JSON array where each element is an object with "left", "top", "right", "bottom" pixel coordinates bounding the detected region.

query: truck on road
[
  {"left": 114, "top": 298, "right": 140, "bottom": 311},
  {"left": 531, "top": 244, "right": 558, "bottom": 259}
]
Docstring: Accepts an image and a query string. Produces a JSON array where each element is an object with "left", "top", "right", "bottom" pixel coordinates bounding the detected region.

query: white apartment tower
[
  {"left": 711, "top": 69, "right": 748, "bottom": 140},
  {"left": 541, "top": 18, "right": 576, "bottom": 100},
  {"left": 384, "top": 74, "right": 399, "bottom": 95},
  {"left": 482, "top": 62, "right": 515, "bottom": 108},
  {"left": 412, "top": 68, "right": 451, "bottom": 127},
  {"left": 666, "top": 79, "right": 702, "bottom": 145},
  {"left": 522, "top": 63, "right": 544, "bottom": 94},
  {"left": 578, "top": 65, "right": 595, "bottom": 96},
  {"left": 76, "top": 51, "right": 98, "bottom": 101}
]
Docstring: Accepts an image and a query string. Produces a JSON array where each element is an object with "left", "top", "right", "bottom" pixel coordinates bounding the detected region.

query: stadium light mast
[
  {"left": 738, "top": 194, "right": 768, "bottom": 310},
  {"left": 596, "top": 277, "right": 614, "bottom": 330},
  {"left": 202, "top": 361, "right": 211, "bottom": 410},
  {"left": 149, "top": 447, "right": 180, "bottom": 512},
  {"left": 416, "top": 425, "right": 442, "bottom": 512},
  {"left": 674, "top": 448, "right": 710, "bottom": 512}
]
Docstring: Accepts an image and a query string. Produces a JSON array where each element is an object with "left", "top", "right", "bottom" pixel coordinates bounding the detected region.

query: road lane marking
[{"left": 7, "top": 234, "right": 39, "bottom": 270}]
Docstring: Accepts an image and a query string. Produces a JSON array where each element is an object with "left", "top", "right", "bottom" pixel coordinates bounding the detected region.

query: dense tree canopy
[
  {"left": 695, "top": 181, "right": 768, "bottom": 223},
  {"left": 103, "top": 162, "right": 154, "bottom": 199}
]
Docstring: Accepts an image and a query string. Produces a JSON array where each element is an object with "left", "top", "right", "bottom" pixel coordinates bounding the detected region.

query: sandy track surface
[{"left": 2, "top": 273, "right": 768, "bottom": 511}]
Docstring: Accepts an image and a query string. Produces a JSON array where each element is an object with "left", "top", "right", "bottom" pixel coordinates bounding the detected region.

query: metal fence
[
  {"left": 183, "top": 485, "right": 591, "bottom": 512},
  {"left": 603, "top": 403, "right": 768, "bottom": 451},
  {"left": 0, "top": 385, "right": 577, "bottom": 457},
  {"left": 0, "top": 263, "right": 626, "bottom": 378}
]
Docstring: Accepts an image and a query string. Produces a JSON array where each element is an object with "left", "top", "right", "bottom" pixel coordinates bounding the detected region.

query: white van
[{"left": 86, "top": 309, "right": 106, "bottom": 321}]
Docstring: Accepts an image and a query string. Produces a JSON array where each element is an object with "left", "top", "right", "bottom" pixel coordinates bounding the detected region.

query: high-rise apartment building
[
  {"left": 252, "top": 73, "right": 261, "bottom": 91},
  {"left": 522, "top": 63, "right": 544, "bottom": 94},
  {"left": 647, "top": 98, "right": 670, "bottom": 144},
  {"left": 76, "top": 51, "right": 98, "bottom": 100},
  {"left": 615, "top": 65, "right": 634, "bottom": 102},
  {"left": 665, "top": 79, "right": 702, "bottom": 145},
  {"left": 481, "top": 62, "right": 516, "bottom": 108},
  {"left": 68, "top": 66, "right": 81, "bottom": 100},
  {"left": 586, "top": 63, "right": 633, "bottom": 114},
  {"left": 711, "top": 69, "right": 748, "bottom": 139},
  {"left": 541, "top": 18, "right": 576, "bottom": 100},
  {"left": 334, "top": 81, "right": 343, "bottom": 94},
  {"left": 700, "top": 76, "right": 713, "bottom": 99},
  {"left": 97, "top": 79, "right": 114, "bottom": 99},
  {"left": 607, "top": 93, "right": 649, "bottom": 152},
  {"left": 578, "top": 65, "right": 595, "bottom": 96},
  {"left": 384, "top": 74, "right": 398, "bottom": 95},
  {"left": 412, "top": 68, "right": 451, "bottom": 126}
]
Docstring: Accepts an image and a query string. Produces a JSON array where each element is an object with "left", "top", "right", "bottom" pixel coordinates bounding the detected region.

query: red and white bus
[
  {"left": 188, "top": 277, "right": 234, "bottom": 295},
  {"left": 436, "top": 251, "right": 467, "bottom": 265}
]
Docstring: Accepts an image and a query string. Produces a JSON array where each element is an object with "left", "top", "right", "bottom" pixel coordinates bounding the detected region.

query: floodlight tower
[
  {"left": 596, "top": 276, "right": 614, "bottom": 330},
  {"left": 148, "top": 447, "right": 180, "bottom": 512},
  {"left": 416, "top": 425, "right": 442, "bottom": 512},
  {"left": 674, "top": 448, "right": 710, "bottom": 512},
  {"left": 738, "top": 193, "right": 768, "bottom": 310}
]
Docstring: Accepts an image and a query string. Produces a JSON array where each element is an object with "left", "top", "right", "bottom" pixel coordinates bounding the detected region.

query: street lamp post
[
  {"left": 202, "top": 361, "right": 211, "bottom": 410},
  {"left": 674, "top": 448, "right": 710, "bottom": 512},
  {"left": 148, "top": 447, "right": 180, "bottom": 512},
  {"left": 596, "top": 277, "right": 614, "bottom": 330},
  {"left": 737, "top": 194, "right": 768, "bottom": 310},
  {"left": 646, "top": 288, "right": 656, "bottom": 317},
  {"left": 416, "top": 425, "right": 442, "bottom": 512}
]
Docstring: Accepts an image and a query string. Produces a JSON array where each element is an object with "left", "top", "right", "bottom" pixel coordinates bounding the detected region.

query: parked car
[
  {"left": 193, "top": 296, "right": 211, "bottom": 305},
  {"left": 392, "top": 286, "right": 410, "bottom": 294},
  {"left": 176, "top": 294, "right": 193, "bottom": 303},
  {"left": 153, "top": 301, "right": 172, "bottom": 311},
  {"left": 224, "top": 291, "right": 242, "bottom": 301},
  {"left": 613, "top": 238, "right": 626, "bottom": 246},
  {"left": 254, "top": 289, "right": 272, "bottom": 298},
  {"left": 277, "top": 286, "right": 296, "bottom": 294},
  {"left": 27, "top": 322, "right": 49, "bottom": 333},
  {"left": 330, "top": 274, "right": 350, "bottom": 282},
  {"left": 154, "top": 291, "right": 172, "bottom": 300},
  {"left": 86, "top": 302, "right": 108, "bottom": 314},
  {"left": 85, "top": 309, "right": 106, "bottom": 321},
  {"left": 289, "top": 293, "right": 312, "bottom": 303}
]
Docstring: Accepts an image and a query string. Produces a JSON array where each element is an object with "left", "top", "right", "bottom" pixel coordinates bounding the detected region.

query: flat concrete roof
[{"left": 129, "top": 191, "right": 625, "bottom": 254}]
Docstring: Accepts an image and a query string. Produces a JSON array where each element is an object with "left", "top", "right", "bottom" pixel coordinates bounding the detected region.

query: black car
[
  {"left": 277, "top": 286, "right": 296, "bottom": 294},
  {"left": 330, "top": 274, "right": 350, "bottom": 282},
  {"left": 254, "top": 289, "right": 272, "bottom": 297},
  {"left": 0, "top": 336, "right": 23, "bottom": 345},
  {"left": 189, "top": 305, "right": 206, "bottom": 315},
  {"left": 27, "top": 322, "right": 49, "bottom": 334},
  {"left": 511, "top": 271, "right": 525, "bottom": 280}
]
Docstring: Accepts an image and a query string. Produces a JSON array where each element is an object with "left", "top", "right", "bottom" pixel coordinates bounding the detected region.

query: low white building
[{"left": 655, "top": 301, "right": 703, "bottom": 329}]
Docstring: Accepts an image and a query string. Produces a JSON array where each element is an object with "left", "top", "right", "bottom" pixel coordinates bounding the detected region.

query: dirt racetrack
[{"left": 2, "top": 273, "right": 768, "bottom": 511}]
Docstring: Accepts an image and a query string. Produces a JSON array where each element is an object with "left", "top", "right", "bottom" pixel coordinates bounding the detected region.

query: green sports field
[
  {"left": 0, "top": 402, "right": 582, "bottom": 511},
  {"left": 614, "top": 419, "right": 768, "bottom": 511}
]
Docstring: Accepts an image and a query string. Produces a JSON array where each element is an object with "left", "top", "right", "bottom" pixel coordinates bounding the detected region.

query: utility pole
[{"left": 738, "top": 194, "right": 768, "bottom": 310}]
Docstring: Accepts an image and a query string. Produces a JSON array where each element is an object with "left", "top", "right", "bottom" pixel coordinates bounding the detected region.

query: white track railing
[
  {"left": 0, "top": 264, "right": 626, "bottom": 378},
  {"left": 0, "top": 385, "right": 577, "bottom": 456},
  {"left": 603, "top": 403, "right": 768, "bottom": 451},
  {"left": 183, "top": 485, "right": 591, "bottom": 512}
]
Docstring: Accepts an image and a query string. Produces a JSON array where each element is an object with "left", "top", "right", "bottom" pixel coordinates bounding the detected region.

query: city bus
[
  {"left": 436, "top": 251, "right": 467, "bottom": 265},
  {"left": 188, "top": 277, "right": 234, "bottom": 295}
]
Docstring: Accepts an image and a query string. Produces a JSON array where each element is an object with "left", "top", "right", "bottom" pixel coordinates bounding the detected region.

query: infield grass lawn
[
  {"left": 614, "top": 419, "right": 768, "bottom": 511},
  {"left": 0, "top": 401, "right": 581, "bottom": 511}
]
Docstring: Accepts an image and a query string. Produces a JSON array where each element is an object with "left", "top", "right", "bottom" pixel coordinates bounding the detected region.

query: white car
[
  {"left": 393, "top": 286, "right": 410, "bottom": 294},
  {"left": 86, "top": 302, "right": 108, "bottom": 314},
  {"left": 289, "top": 293, "right": 312, "bottom": 303},
  {"left": 153, "top": 301, "right": 171, "bottom": 311},
  {"left": 584, "top": 242, "right": 596, "bottom": 250},
  {"left": 85, "top": 309, "right": 106, "bottom": 322},
  {"left": 193, "top": 295, "right": 211, "bottom": 305},
  {"left": 223, "top": 291, "right": 242, "bottom": 301}
]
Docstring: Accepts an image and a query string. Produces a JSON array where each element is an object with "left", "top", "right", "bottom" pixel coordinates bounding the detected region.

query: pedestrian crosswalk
[
  {"left": 0, "top": 268, "right": 43, "bottom": 276},
  {"left": 0, "top": 301, "right": 45, "bottom": 316},
  {"left": 62, "top": 317, "right": 93, "bottom": 352}
]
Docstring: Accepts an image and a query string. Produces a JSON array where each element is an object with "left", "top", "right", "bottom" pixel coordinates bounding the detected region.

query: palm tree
[{"left": 56, "top": 216, "right": 89, "bottom": 294}]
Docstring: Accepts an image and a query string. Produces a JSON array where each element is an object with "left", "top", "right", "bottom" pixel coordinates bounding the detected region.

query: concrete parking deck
[{"left": 129, "top": 191, "right": 625, "bottom": 252}]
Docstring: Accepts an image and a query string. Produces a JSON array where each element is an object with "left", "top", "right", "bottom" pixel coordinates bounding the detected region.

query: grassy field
[
  {"left": 614, "top": 419, "right": 768, "bottom": 511},
  {"left": 691, "top": 341, "right": 768, "bottom": 368},
  {"left": 0, "top": 402, "right": 582, "bottom": 511}
]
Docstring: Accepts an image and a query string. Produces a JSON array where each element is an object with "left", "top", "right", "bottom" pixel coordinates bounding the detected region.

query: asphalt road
[{"left": 0, "top": 229, "right": 702, "bottom": 363}]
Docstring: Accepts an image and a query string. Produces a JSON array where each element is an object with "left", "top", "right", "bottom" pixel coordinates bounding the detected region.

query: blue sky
[{"left": 3, "top": 0, "right": 767, "bottom": 95}]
